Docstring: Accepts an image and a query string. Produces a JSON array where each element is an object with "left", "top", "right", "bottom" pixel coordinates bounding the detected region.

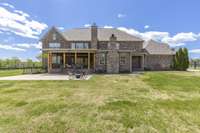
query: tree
[
  {"left": 174, "top": 48, "right": 189, "bottom": 71},
  {"left": 26, "top": 59, "right": 33, "bottom": 67},
  {"left": 183, "top": 48, "right": 189, "bottom": 70}
]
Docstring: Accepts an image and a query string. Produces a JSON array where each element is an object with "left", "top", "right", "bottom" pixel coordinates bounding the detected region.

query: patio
[{"left": 0, "top": 73, "right": 92, "bottom": 80}]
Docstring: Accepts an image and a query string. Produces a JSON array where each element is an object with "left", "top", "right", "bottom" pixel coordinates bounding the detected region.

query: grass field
[
  {"left": 0, "top": 72, "right": 200, "bottom": 133},
  {"left": 0, "top": 69, "right": 23, "bottom": 77}
]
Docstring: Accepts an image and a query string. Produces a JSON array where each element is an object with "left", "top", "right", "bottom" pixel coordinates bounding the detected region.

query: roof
[
  {"left": 62, "top": 28, "right": 143, "bottom": 41},
  {"left": 144, "top": 40, "right": 175, "bottom": 55}
]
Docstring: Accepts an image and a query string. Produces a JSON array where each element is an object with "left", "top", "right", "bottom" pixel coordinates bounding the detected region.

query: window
[
  {"left": 71, "top": 43, "right": 76, "bottom": 49},
  {"left": 49, "top": 43, "right": 61, "bottom": 48},
  {"left": 116, "top": 43, "right": 120, "bottom": 49},
  {"left": 100, "top": 53, "right": 106, "bottom": 65},
  {"left": 53, "top": 33, "right": 56, "bottom": 40},
  {"left": 120, "top": 56, "right": 126, "bottom": 65},
  {"left": 71, "top": 42, "right": 89, "bottom": 49},
  {"left": 52, "top": 55, "right": 61, "bottom": 64}
]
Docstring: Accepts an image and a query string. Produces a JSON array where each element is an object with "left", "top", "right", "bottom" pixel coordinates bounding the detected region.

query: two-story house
[{"left": 41, "top": 24, "right": 175, "bottom": 73}]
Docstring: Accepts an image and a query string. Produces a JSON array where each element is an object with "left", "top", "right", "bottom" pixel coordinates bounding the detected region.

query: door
[{"left": 132, "top": 56, "right": 141, "bottom": 70}]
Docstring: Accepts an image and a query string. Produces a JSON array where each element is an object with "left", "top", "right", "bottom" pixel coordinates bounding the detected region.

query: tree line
[{"left": 0, "top": 57, "right": 42, "bottom": 69}]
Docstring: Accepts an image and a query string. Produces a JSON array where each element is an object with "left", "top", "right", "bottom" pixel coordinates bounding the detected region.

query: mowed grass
[
  {"left": 0, "top": 69, "right": 23, "bottom": 77},
  {"left": 0, "top": 72, "right": 200, "bottom": 132}
]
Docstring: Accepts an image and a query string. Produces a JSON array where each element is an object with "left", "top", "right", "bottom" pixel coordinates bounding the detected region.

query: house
[{"left": 41, "top": 24, "right": 175, "bottom": 73}]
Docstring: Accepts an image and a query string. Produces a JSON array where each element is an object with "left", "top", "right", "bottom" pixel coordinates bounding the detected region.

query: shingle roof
[
  {"left": 62, "top": 28, "right": 143, "bottom": 41},
  {"left": 144, "top": 40, "right": 175, "bottom": 55}
]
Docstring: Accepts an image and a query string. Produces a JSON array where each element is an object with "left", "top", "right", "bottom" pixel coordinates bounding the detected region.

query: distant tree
[{"left": 26, "top": 59, "right": 33, "bottom": 67}]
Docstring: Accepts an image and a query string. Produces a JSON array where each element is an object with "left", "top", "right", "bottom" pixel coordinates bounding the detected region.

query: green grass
[
  {"left": 0, "top": 69, "right": 23, "bottom": 77},
  {"left": 1, "top": 72, "right": 200, "bottom": 132}
]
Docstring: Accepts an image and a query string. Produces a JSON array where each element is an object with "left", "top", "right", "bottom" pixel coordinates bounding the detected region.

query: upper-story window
[
  {"left": 53, "top": 33, "right": 57, "bottom": 41},
  {"left": 71, "top": 42, "right": 89, "bottom": 49},
  {"left": 49, "top": 43, "right": 61, "bottom": 48}
]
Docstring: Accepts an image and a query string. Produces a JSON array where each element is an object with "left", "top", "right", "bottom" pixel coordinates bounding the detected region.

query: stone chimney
[
  {"left": 109, "top": 34, "right": 117, "bottom": 42},
  {"left": 91, "top": 23, "right": 98, "bottom": 49}
]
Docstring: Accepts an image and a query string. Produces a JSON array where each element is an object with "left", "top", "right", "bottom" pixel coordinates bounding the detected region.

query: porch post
[
  {"left": 88, "top": 52, "right": 90, "bottom": 70},
  {"left": 130, "top": 52, "right": 132, "bottom": 73},
  {"left": 48, "top": 52, "right": 52, "bottom": 72},
  {"left": 142, "top": 55, "right": 145, "bottom": 70},
  {"left": 50, "top": 53, "right": 52, "bottom": 70},
  {"left": 75, "top": 52, "right": 77, "bottom": 65},
  {"left": 93, "top": 53, "right": 96, "bottom": 71},
  {"left": 63, "top": 53, "right": 66, "bottom": 68},
  {"left": 48, "top": 52, "right": 50, "bottom": 72}
]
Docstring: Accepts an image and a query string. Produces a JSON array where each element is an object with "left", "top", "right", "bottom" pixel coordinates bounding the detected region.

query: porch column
[
  {"left": 48, "top": 52, "right": 52, "bottom": 72},
  {"left": 63, "top": 53, "right": 66, "bottom": 68},
  {"left": 130, "top": 52, "right": 132, "bottom": 72},
  {"left": 88, "top": 52, "right": 90, "bottom": 70},
  {"left": 75, "top": 52, "right": 77, "bottom": 65},
  {"left": 48, "top": 52, "right": 50, "bottom": 72},
  {"left": 93, "top": 53, "right": 96, "bottom": 71},
  {"left": 142, "top": 55, "right": 145, "bottom": 70}
]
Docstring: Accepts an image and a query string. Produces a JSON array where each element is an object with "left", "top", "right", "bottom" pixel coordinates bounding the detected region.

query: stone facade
[
  {"left": 41, "top": 25, "right": 175, "bottom": 73},
  {"left": 119, "top": 52, "right": 131, "bottom": 73},
  {"left": 144, "top": 55, "right": 174, "bottom": 70},
  {"left": 106, "top": 51, "right": 119, "bottom": 73}
]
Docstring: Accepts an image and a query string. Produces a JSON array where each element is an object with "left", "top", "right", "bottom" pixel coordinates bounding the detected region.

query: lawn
[
  {"left": 0, "top": 69, "right": 23, "bottom": 77},
  {"left": 0, "top": 72, "right": 200, "bottom": 133}
]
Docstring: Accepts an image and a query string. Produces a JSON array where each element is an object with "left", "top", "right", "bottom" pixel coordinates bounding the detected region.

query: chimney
[
  {"left": 91, "top": 23, "right": 98, "bottom": 49},
  {"left": 109, "top": 34, "right": 117, "bottom": 42}
]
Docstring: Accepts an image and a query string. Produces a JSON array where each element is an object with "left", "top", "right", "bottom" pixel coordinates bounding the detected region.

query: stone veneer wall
[
  {"left": 95, "top": 52, "right": 107, "bottom": 73},
  {"left": 106, "top": 51, "right": 119, "bottom": 73},
  {"left": 119, "top": 41, "right": 143, "bottom": 51},
  {"left": 119, "top": 52, "right": 131, "bottom": 72},
  {"left": 144, "top": 55, "right": 174, "bottom": 70}
]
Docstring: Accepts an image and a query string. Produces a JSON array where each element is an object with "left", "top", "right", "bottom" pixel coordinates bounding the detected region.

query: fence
[
  {"left": 0, "top": 67, "right": 47, "bottom": 74},
  {"left": 190, "top": 61, "right": 200, "bottom": 69}
]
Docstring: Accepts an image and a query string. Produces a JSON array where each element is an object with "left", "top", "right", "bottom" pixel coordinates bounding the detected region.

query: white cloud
[
  {"left": 57, "top": 27, "right": 65, "bottom": 30},
  {"left": 104, "top": 25, "right": 113, "bottom": 29},
  {"left": 0, "top": 3, "right": 48, "bottom": 39},
  {"left": 189, "top": 49, "right": 200, "bottom": 54},
  {"left": 117, "top": 14, "right": 126, "bottom": 18},
  {"left": 14, "top": 10, "right": 29, "bottom": 17},
  {"left": 117, "top": 26, "right": 200, "bottom": 47},
  {"left": 144, "top": 25, "right": 150, "bottom": 29},
  {"left": 1, "top": 3, "right": 14, "bottom": 9},
  {"left": 13, "top": 42, "right": 42, "bottom": 49},
  {"left": 0, "top": 44, "right": 25, "bottom": 51},
  {"left": 162, "top": 32, "right": 199, "bottom": 45},
  {"left": 84, "top": 24, "right": 91, "bottom": 27}
]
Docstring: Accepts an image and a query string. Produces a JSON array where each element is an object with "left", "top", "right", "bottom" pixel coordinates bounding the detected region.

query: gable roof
[
  {"left": 144, "top": 40, "right": 175, "bottom": 55},
  {"left": 62, "top": 28, "right": 143, "bottom": 41},
  {"left": 40, "top": 26, "right": 67, "bottom": 41}
]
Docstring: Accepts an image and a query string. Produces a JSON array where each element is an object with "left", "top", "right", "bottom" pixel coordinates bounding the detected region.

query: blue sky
[{"left": 0, "top": 0, "right": 200, "bottom": 60}]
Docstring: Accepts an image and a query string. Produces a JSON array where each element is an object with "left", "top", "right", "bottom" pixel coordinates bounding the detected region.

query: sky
[{"left": 0, "top": 0, "right": 200, "bottom": 60}]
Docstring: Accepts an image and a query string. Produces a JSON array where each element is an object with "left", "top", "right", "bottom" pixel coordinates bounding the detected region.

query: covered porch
[{"left": 47, "top": 51, "right": 96, "bottom": 73}]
